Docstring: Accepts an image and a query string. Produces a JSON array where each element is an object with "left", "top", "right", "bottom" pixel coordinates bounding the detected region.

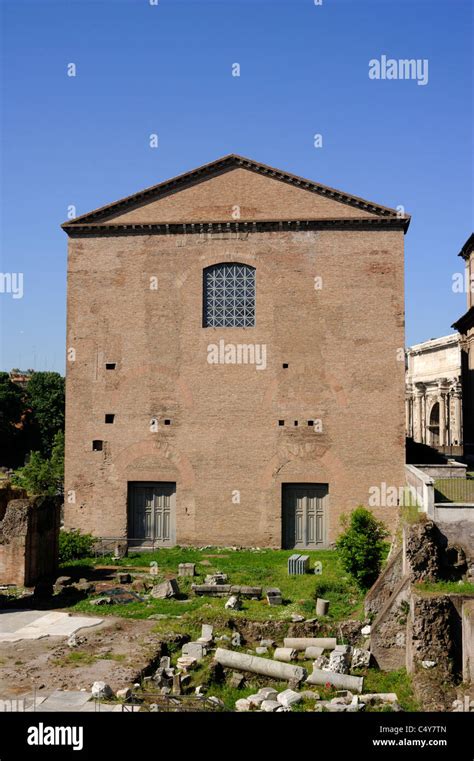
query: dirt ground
[{"left": 0, "top": 617, "right": 163, "bottom": 698}]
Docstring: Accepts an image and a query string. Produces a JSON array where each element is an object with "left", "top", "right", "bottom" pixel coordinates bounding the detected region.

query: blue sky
[{"left": 0, "top": 0, "right": 472, "bottom": 373}]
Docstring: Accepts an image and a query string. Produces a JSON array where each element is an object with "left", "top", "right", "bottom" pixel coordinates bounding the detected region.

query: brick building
[
  {"left": 62, "top": 155, "right": 409, "bottom": 549},
  {"left": 453, "top": 233, "right": 474, "bottom": 458}
]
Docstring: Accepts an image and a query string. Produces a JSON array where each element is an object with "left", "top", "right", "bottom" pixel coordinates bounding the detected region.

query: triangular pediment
[{"left": 62, "top": 154, "right": 406, "bottom": 231}]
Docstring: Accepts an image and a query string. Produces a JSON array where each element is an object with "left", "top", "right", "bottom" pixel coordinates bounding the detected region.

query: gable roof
[{"left": 62, "top": 153, "right": 410, "bottom": 235}]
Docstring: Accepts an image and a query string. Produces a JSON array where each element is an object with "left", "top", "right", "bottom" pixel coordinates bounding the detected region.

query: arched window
[
  {"left": 429, "top": 402, "right": 440, "bottom": 447},
  {"left": 203, "top": 263, "right": 256, "bottom": 327}
]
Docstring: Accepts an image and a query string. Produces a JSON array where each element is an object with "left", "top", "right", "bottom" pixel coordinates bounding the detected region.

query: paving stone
[{"left": 0, "top": 611, "right": 103, "bottom": 642}]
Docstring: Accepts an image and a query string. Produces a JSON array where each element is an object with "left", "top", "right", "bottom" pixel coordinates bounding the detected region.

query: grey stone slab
[
  {"left": 0, "top": 611, "right": 103, "bottom": 642},
  {"left": 0, "top": 610, "right": 44, "bottom": 632},
  {"left": 37, "top": 690, "right": 92, "bottom": 711}
]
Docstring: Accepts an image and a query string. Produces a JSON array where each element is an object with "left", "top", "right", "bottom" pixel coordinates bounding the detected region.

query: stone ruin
[
  {"left": 366, "top": 518, "right": 474, "bottom": 685},
  {"left": 0, "top": 495, "right": 61, "bottom": 587}
]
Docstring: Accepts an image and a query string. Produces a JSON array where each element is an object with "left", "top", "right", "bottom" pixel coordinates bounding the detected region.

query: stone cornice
[
  {"left": 63, "top": 216, "right": 409, "bottom": 238},
  {"left": 452, "top": 306, "right": 474, "bottom": 334}
]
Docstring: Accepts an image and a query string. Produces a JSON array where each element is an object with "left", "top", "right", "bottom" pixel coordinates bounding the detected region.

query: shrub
[
  {"left": 59, "top": 529, "right": 95, "bottom": 563},
  {"left": 11, "top": 431, "right": 64, "bottom": 496},
  {"left": 336, "top": 506, "right": 388, "bottom": 589}
]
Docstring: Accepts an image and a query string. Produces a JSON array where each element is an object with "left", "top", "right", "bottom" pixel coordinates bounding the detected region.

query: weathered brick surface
[
  {"left": 64, "top": 166, "right": 406, "bottom": 546},
  {"left": 0, "top": 497, "right": 61, "bottom": 586}
]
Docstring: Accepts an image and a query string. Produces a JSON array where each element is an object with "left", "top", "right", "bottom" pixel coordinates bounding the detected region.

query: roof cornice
[
  {"left": 61, "top": 154, "right": 409, "bottom": 230},
  {"left": 63, "top": 216, "right": 409, "bottom": 238},
  {"left": 458, "top": 233, "right": 474, "bottom": 260},
  {"left": 452, "top": 306, "right": 474, "bottom": 333}
]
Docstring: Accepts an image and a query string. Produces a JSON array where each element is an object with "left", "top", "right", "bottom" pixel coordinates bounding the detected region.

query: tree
[
  {"left": 11, "top": 430, "right": 64, "bottom": 496},
  {"left": 0, "top": 372, "right": 25, "bottom": 467},
  {"left": 336, "top": 506, "right": 388, "bottom": 589},
  {"left": 26, "top": 372, "right": 65, "bottom": 456}
]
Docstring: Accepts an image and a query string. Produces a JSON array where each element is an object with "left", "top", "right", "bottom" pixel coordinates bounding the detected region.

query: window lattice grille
[{"left": 203, "top": 263, "right": 256, "bottom": 327}]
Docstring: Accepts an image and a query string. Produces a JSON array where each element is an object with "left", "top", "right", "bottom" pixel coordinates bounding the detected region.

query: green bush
[
  {"left": 336, "top": 506, "right": 388, "bottom": 589},
  {"left": 11, "top": 431, "right": 64, "bottom": 496},
  {"left": 59, "top": 529, "right": 95, "bottom": 563}
]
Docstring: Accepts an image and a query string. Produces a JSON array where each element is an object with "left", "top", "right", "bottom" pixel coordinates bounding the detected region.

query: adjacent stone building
[
  {"left": 62, "top": 154, "right": 409, "bottom": 549},
  {"left": 453, "top": 233, "right": 474, "bottom": 459},
  {"left": 405, "top": 334, "right": 463, "bottom": 455}
]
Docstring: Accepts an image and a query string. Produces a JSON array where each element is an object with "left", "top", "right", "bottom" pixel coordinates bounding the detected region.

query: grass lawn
[
  {"left": 360, "top": 667, "right": 420, "bottom": 711},
  {"left": 434, "top": 477, "right": 474, "bottom": 503},
  {"left": 62, "top": 547, "right": 365, "bottom": 624},
  {"left": 414, "top": 580, "right": 474, "bottom": 596}
]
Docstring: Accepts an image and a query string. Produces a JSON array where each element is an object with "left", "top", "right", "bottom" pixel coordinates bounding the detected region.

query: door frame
[
  {"left": 281, "top": 482, "right": 329, "bottom": 550},
  {"left": 127, "top": 481, "right": 176, "bottom": 549}
]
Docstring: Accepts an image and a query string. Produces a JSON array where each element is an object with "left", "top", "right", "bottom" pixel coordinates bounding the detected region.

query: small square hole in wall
[
  {"left": 105, "top": 363, "right": 116, "bottom": 370},
  {"left": 282, "top": 363, "right": 289, "bottom": 369},
  {"left": 105, "top": 414, "right": 115, "bottom": 424},
  {"left": 278, "top": 420, "right": 285, "bottom": 426},
  {"left": 294, "top": 420, "right": 298, "bottom": 427},
  {"left": 308, "top": 420, "right": 314, "bottom": 426},
  {"left": 164, "top": 419, "right": 171, "bottom": 426},
  {"left": 92, "top": 440, "right": 103, "bottom": 451}
]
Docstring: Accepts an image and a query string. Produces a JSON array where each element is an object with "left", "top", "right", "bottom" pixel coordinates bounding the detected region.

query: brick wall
[
  {"left": 0, "top": 497, "right": 61, "bottom": 586},
  {"left": 64, "top": 166, "right": 406, "bottom": 547}
]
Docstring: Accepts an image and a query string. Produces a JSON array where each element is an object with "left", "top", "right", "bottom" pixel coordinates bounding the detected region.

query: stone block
[
  {"left": 229, "top": 672, "right": 244, "bottom": 689},
  {"left": 150, "top": 579, "right": 179, "bottom": 599},
  {"left": 305, "top": 646, "right": 324, "bottom": 659},
  {"left": 235, "top": 698, "right": 251, "bottom": 712},
  {"left": 182, "top": 642, "right": 206, "bottom": 660},
  {"left": 225, "top": 594, "right": 241, "bottom": 610},
  {"left": 351, "top": 648, "right": 371, "bottom": 670},
  {"left": 178, "top": 563, "right": 196, "bottom": 577},
  {"left": 91, "top": 681, "right": 114, "bottom": 699},
  {"left": 274, "top": 647, "right": 297, "bottom": 662},
  {"left": 261, "top": 699, "right": 280, "bottom": 712},
  {"left": 277, "top": 689, "right": 302, "bottom": 708},
  {"left": 266, "top": 588, "right": 282, "bottom": 606},
  {"left": 198, "top": 624, "right": 214, "bottom": 644},
  {"left": 258, "top": 687, "right": 278, "bottom": 700}
]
